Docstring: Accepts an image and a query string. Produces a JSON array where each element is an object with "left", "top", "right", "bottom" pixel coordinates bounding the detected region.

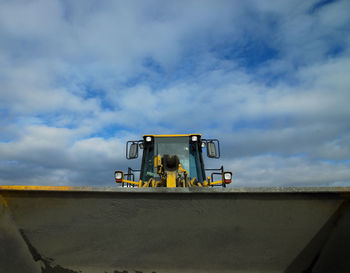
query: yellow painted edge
[{"left": 0, "top": 185, "right": 76, "bottom": 191}]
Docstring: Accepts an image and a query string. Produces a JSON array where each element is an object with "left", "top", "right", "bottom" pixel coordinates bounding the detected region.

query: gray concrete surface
[
  {"left": 1, "top": 187, "right": 350, "bottom": 273},
  {"left": 0, "top": 195, "right": 42, "bottom": 273}
]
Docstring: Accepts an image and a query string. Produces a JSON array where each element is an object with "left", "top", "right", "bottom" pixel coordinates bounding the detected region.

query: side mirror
[
  {"left": 129, "top": 143, "right": 138, "bottom": 159},
  {"left": 207, "top": 142, "right": 217, "bottom": 158}
]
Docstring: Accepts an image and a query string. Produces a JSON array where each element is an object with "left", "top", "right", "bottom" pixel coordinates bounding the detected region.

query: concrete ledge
[{"left": 1, "top": 185, "right": 350, "bottom": 193}]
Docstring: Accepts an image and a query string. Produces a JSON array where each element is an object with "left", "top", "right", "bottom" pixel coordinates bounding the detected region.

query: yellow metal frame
[
  {"left": 118, "top": 177, "right": 225, "bottom": 187},
  {"left": 209, "top": 180, "right": 225, "bottom": 186},
  {"left": 166, "top": 172, "right": 177, "bottom": 188},
  {"left": 122, "top": 179, "right": 139, "bottom": 186},
  {"left": 118, "top": 134, "right": 228, "bottom": 188}
]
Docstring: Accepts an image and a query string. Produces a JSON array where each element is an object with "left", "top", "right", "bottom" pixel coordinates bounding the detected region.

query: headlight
[
  {"left": 145, "top": 136, "right": 152, "bottom": 142},
  {"left": 114, "top": 171, "right": 124, "bottom": 183},
  {"left": 191, "top": 135, "right": 198, "bottom": 142},
  {"left": 223, "top": 172, "right": 232, "bottom": 184}
]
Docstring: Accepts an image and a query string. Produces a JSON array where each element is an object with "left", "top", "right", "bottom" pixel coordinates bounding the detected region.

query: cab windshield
[{"left": 141, "top": 136, "right": 204, "bottom": 182}]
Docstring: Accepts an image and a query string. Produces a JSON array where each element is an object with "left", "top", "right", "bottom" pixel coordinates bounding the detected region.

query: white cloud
[
  {"left": 0, "top": 125, "right": 132, "bottom": 185},
  {"left": 224, "top": 155, "right": 350, "bottom": 187}
]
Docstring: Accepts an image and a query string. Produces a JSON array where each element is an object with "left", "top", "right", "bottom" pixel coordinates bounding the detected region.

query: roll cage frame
[{"left": 123, "top": 136, "right": 227, "bottom": 187}]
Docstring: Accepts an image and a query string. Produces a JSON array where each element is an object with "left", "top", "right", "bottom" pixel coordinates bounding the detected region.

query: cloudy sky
[{"left": 0, "top": 0, "right": 349, "bottom": 187}]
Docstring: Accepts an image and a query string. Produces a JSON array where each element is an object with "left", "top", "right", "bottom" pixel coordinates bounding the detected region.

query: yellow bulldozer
[
  {"left": 1, "top": 134, "right": 350, "bottom": 273},
  {"left": 114, "top": 134, "right": 232, "bottom": 188}
]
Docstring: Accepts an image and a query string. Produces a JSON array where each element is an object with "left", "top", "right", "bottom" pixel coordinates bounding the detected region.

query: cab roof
[{"left": 142, "top": 134, "right": 201, "bottom": 138}]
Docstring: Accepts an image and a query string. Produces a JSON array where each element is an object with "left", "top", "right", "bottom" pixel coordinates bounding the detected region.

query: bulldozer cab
[
  {"left": 140, "top": 135, "right": 205, "bottom": 182},
  {"left": 116, "top": 134, "right": 231, "bottom": 187}
]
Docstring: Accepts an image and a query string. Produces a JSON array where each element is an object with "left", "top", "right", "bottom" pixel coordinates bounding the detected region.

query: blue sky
[{"left": 0, "top": 0, "right": 349, "bottom": 187}]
